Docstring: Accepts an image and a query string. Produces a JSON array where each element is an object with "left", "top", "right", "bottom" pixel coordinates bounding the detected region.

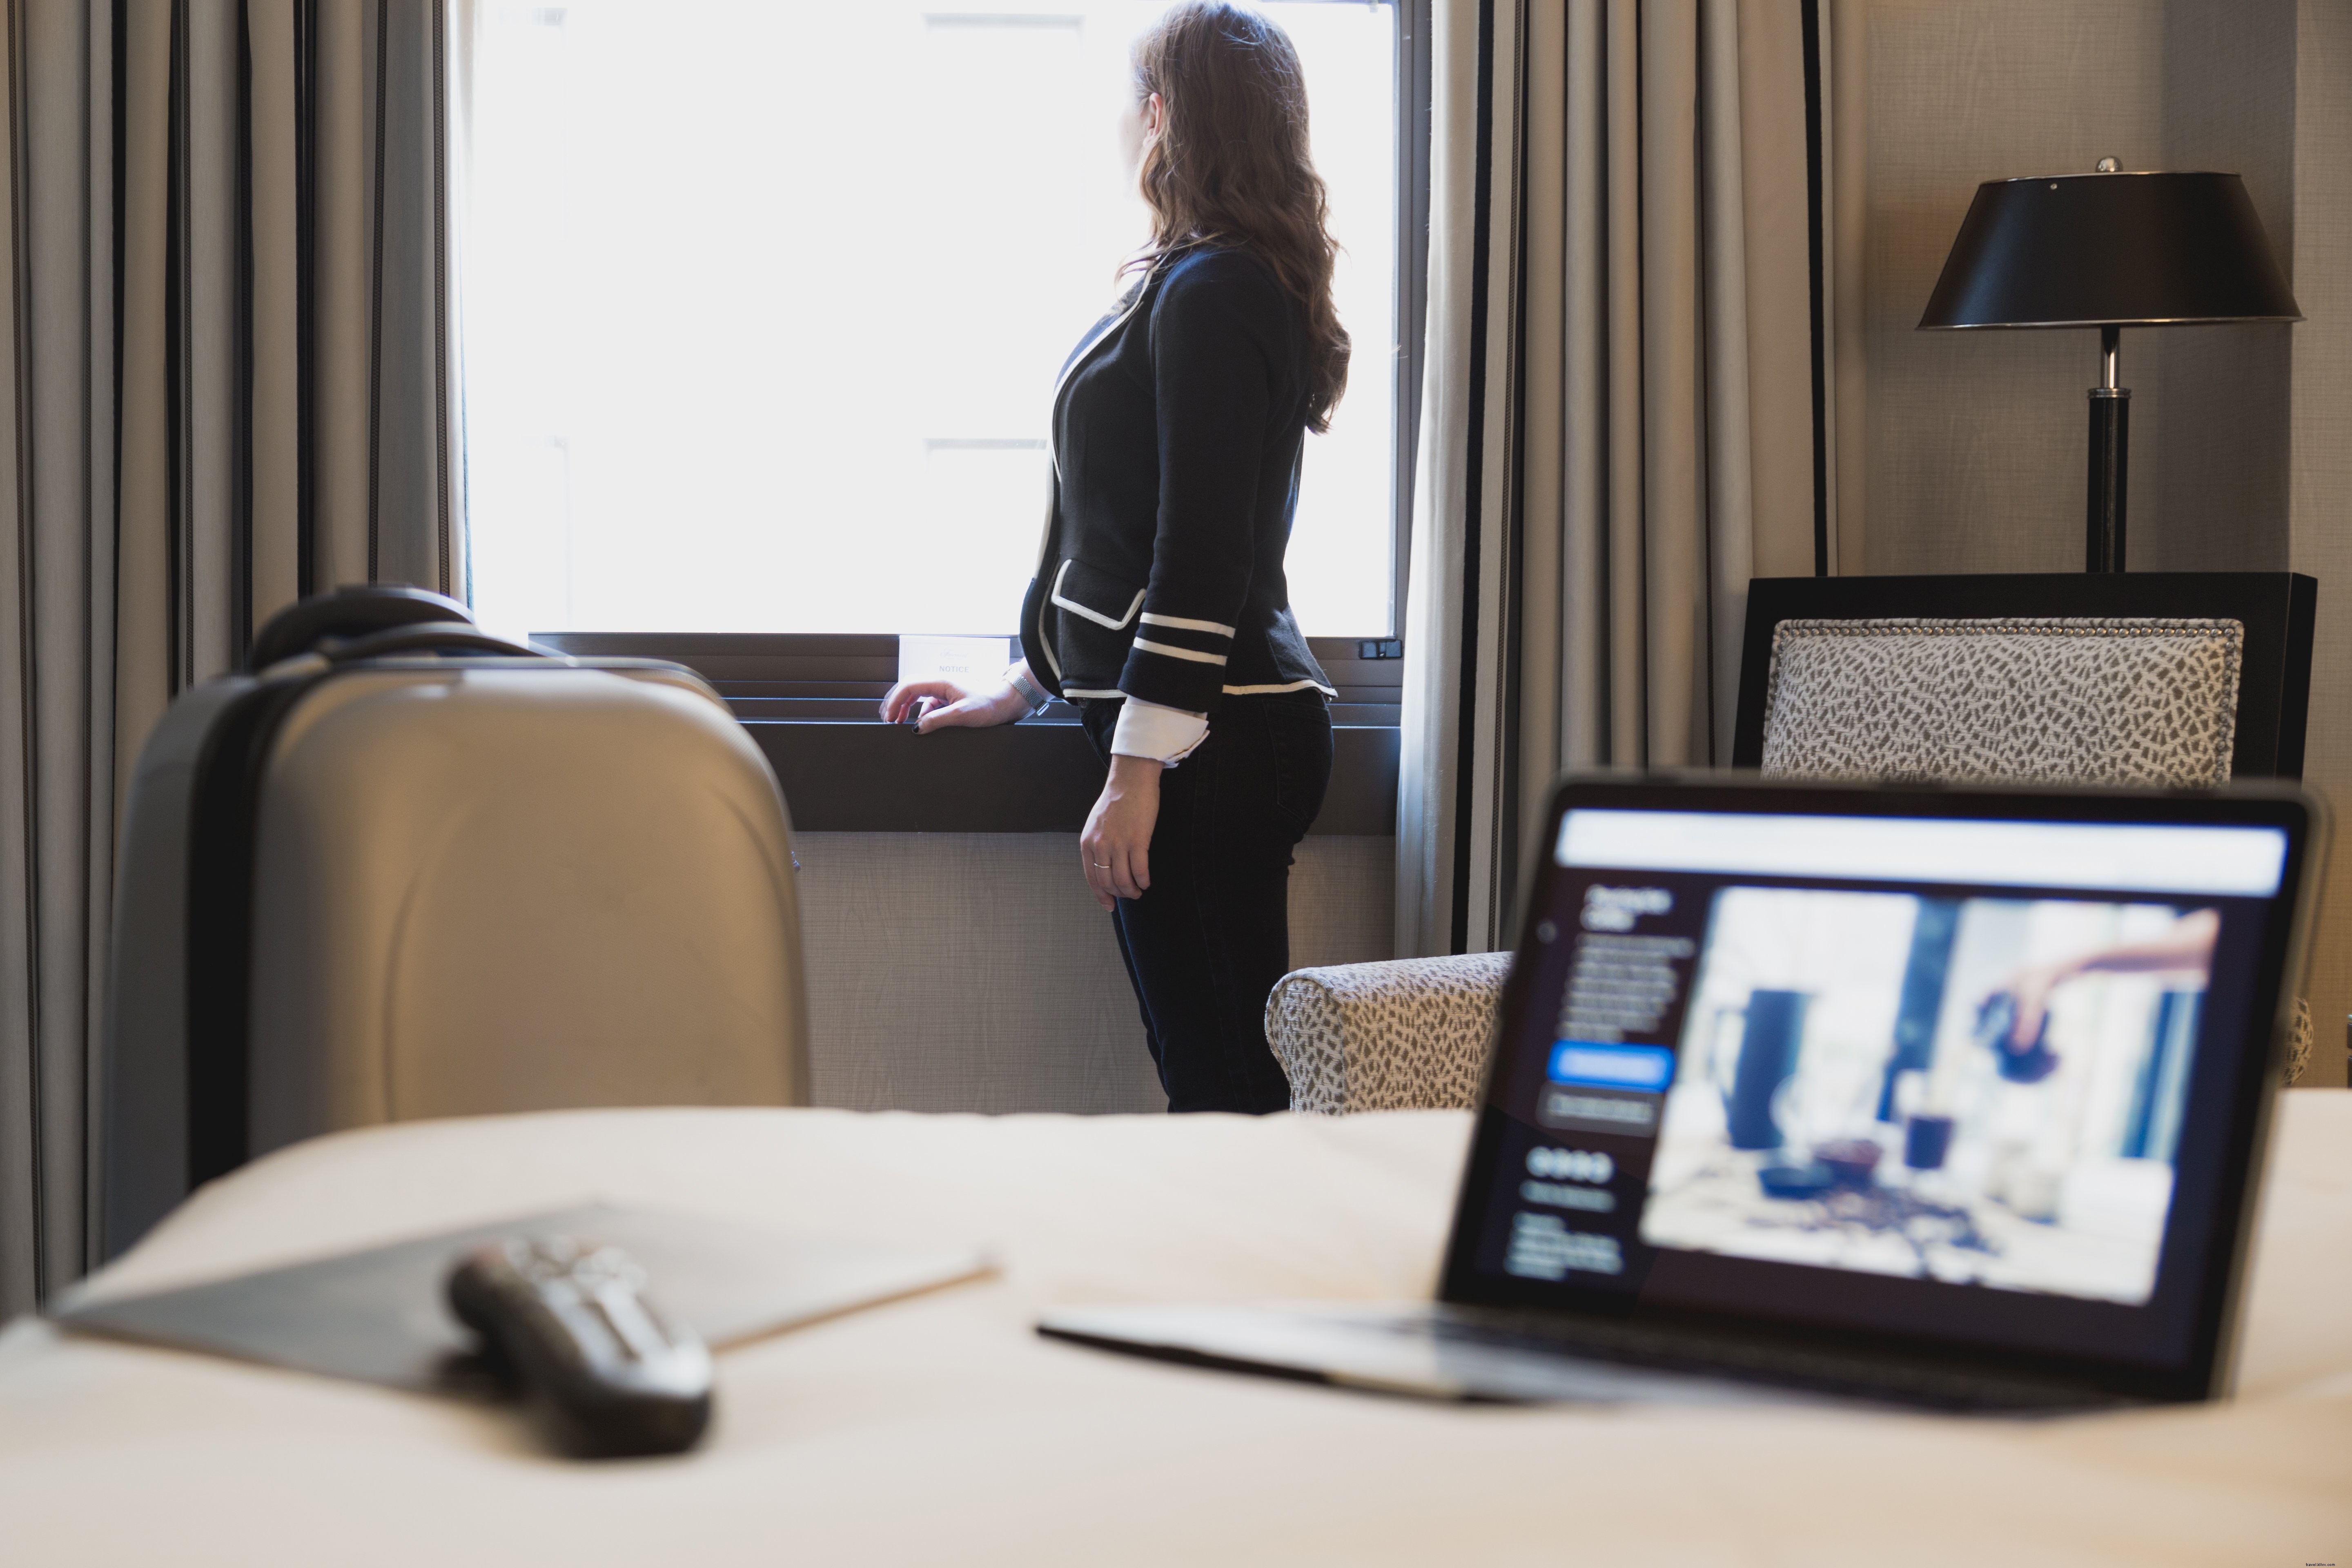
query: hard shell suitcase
[{"left": 102, "top": 587, "right": 809, "bottom": 1256}]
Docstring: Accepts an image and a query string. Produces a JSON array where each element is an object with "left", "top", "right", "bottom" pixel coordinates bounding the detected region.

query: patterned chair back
[{"left": 1759, "top": 617, "right": 2242, "bottom": 788}]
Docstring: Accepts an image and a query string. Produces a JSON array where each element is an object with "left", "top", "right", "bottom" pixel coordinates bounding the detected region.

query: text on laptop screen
[{"left": 1463, "top": 806, "right": 2290, "bottom": 1361}]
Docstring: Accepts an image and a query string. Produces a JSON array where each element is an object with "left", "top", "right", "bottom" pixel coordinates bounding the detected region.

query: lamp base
[{"left": 2087, "top": 386, "right": 2129, "bottom": 573}]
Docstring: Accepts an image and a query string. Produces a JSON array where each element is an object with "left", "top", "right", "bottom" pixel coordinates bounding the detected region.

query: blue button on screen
[{"left": 1548, "top": 1042, "right": 1676, "bottom": 1092}]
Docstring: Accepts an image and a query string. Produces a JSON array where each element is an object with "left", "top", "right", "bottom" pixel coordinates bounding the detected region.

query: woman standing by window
[{"left": 884, "top": 2, "right": 1347, "bottom": 1114}]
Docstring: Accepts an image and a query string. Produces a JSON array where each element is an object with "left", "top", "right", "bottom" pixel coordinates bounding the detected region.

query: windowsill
[
  {"left": 740, "top": 719, "right": 1397, "bottom": 834},
  {"left": 535, "top": 633, "right": 1402, "bottom": 835}
]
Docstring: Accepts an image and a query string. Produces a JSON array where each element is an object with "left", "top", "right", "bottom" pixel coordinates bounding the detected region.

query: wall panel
[
  {"left": 1859, "top": 0, "right": 2168, "bottom": 577},
  {"left": 2289, "top": 0, "right": 2352, "bottom": 1087},
  {"left": 797, "top": 832, "right": 1396, "bottom": 1112}
]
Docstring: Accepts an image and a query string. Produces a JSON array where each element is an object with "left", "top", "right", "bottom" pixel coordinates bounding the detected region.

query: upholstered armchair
[
  {"left": 1270, "top": 587, "right": 2320, "bottom": 1112},
  {"left": 1266, "top": 951, "right": 1513, "bottom": 1114}
]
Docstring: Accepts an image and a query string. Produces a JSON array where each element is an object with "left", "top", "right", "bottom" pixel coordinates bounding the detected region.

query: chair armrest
[{"left": 1266, "top": 953, "right": 1514, "bottom": 1114}]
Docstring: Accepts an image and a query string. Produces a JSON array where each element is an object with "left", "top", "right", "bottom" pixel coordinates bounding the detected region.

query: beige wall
[
  {"left": 2289, "top": 0, "right": 2352, "bottom": 1088},
  {"left": 1855, "top": 0, "right": 2173, "bottom": 575},
  {"left": 796, "top": 833, "right": 1395, "bottom": 1113},
  {"left": 1850, "top": 0, "right": 2348, "bottom": 1084}
]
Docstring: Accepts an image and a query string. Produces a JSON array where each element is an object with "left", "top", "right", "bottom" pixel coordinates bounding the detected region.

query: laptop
[{"left": 1039, "top": 775, "right": 2325, "bottom": 1410}]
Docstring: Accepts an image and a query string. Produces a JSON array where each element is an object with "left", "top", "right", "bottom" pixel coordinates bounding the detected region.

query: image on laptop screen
[
  {"left": 1640, "top": 885, "right": 2206, "bottom": 1306},
  {"left": 1456, "top": 798, "right": 2298, "bottom": 1379}
]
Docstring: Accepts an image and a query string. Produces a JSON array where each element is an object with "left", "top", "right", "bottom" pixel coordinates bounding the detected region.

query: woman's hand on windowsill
[{"left": 879, "top": 677, "right": 1027, "bottom": 732}]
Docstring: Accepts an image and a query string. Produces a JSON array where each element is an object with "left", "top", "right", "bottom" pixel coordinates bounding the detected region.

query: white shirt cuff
[{"left": 1109, "top": 696, "right": 1209, "bottom": 766}]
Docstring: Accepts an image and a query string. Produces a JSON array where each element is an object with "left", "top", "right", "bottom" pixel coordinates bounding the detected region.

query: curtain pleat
[
  {"left": 370, "top": 0, "right": 452, "bottom": 592},
  {"left": 246, "top": 0, "right": 299, "bottom": 618},
  {"left": 0, "top": 0, "right": 461, "bottom": 1314},
  {"left": 1396, "top": 0, "right": 1494, "bottom": 963},
  {"left": 314, "top": 0, "right": 371, "bottom": 584},
  {"left": 119, "top": 1, "right": 174, "bottom": 814},
  {"left": 1399, "top": 0, "right": 1817, "bottom": 955},
  {"left": 0, "top": 0, "right": 110, "bottom": 1321},
  {"left": 1698, "top": 0, "right": 1758, "bottom": 761},
  {"left": 1826, "top": 0, "right": 1866, "bottom": 572},
  {"left": 1397, "top": 0, "right": 1530, "bottom": 962}
]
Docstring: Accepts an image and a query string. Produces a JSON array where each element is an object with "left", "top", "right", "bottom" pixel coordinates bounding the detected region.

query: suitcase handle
[
  {"left": 320, "top": 624, "right": 551, "bottom": 664},
  {"left": 245, "top": 584, "right": 477, "bottom": 670}
]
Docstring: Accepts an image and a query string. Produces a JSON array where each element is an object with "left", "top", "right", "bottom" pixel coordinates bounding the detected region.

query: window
[{"left": 460, "top": 1, "right": 1413, "bottom": 643}]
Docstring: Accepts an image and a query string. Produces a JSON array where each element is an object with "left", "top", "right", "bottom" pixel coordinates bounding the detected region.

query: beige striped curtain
[
  {"left": 0, "top": 0, "right": 461, "bottom": 1314},
  {"left": 1399, "top": 0, "right": 1818, "bottom": 957}
]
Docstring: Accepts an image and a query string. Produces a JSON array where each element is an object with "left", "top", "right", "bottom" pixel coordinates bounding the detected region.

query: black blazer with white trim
[{"left": 1019, "top": 245, "right": 1332, "bottom": 713}]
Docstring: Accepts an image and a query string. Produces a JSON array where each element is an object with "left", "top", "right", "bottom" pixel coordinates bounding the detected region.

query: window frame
[
  {"left": 470, "top": 0, "right": 1430, "bottom": 653},
  {"left": 486, "top": 2, "right": 1429, "bottom": 832},
  {"left": 1392, "top": 0, "right": 1432, "bottom": 644}
]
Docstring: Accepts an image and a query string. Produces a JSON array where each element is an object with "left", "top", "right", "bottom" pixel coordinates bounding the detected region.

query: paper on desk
[{"left": 47, "top": 1205, "right": 991, "bottom": 1393}]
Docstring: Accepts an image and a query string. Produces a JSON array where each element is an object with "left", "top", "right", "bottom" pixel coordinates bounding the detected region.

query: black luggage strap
[{"left": 183, "top": 674, "right": 329, "bottom": 1190}]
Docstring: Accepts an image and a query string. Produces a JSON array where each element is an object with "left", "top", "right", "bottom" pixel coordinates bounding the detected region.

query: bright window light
[{"left": 461, "top": 1, "right": 1399, "bottom": 640}]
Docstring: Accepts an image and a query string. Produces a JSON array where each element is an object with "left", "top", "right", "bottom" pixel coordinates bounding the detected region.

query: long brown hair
[{"left": 1130, "top": 2, "right": 1349, "bottom": 433}]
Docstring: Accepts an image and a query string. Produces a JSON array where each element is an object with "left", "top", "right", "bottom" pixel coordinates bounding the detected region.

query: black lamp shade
[{"left": 1918, "top": 171, "right": 2301, "bottom": 329}]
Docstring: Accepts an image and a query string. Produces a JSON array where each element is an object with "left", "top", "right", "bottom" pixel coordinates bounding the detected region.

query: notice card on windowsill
[{"left": 898, "top": 635, "right": 1017, "bottom": 691}]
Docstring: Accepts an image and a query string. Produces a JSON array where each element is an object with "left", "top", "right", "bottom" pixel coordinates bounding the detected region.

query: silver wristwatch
[{"left": 1005, "top": 663, "right": 1052, "bottom": 719}]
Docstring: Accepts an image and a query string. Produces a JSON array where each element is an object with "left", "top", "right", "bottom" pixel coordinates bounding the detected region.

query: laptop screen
[{"left": 1442, "top": 781, "right": 2312, "bottom": 1400}]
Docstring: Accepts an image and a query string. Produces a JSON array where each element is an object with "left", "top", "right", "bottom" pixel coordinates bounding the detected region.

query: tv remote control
[{"left": 446, "top": 1236, "right": 714, "bottom": 1458}]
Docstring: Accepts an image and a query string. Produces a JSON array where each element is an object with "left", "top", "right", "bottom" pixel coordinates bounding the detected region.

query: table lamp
[{"left": 1918, "top": 164, "right": 2301, "bottom": 572}]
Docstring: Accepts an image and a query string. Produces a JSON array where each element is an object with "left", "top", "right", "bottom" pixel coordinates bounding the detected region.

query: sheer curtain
[
  {"left": 0, "top": 0, "right": 461, "bottom": 1314},
  {"left": 1398, "top": 0, "right": 1818, "bottom": 957}
]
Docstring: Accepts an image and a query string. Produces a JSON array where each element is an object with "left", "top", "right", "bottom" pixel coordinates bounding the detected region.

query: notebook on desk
[
  {"left": 53, "top": 1205, "right": 991, "bottom": 1392},
  {"left": 1042, "top": 775, "right": 2324, "bottom": 1410}
]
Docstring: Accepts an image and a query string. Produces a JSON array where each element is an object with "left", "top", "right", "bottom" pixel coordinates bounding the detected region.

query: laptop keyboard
[{"left": 1393, "top": 1308, "right": 2125, "bottom": 1412}]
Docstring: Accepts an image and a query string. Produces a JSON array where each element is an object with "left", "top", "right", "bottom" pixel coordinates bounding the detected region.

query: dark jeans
[{"left": 1080, "top": 690, "right": 1333, "bottom": 1113}]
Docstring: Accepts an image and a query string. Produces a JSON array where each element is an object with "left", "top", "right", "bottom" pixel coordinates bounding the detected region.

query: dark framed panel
[
  {"left": 1731, "top": 573, "right": 2317, "bottom": 780},
  {"left": 535, "top": 633, "right": 1401, "bottom": 835}
]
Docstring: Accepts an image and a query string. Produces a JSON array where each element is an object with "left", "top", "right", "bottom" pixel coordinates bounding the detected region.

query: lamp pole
[{"left": 2087, "top": 323, "right": 2128, "bottom": 572}]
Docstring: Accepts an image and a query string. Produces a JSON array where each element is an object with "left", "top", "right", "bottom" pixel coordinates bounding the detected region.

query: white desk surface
[{"left": 4, "top": 1096, "right": 2348, "bottom": 1566}]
